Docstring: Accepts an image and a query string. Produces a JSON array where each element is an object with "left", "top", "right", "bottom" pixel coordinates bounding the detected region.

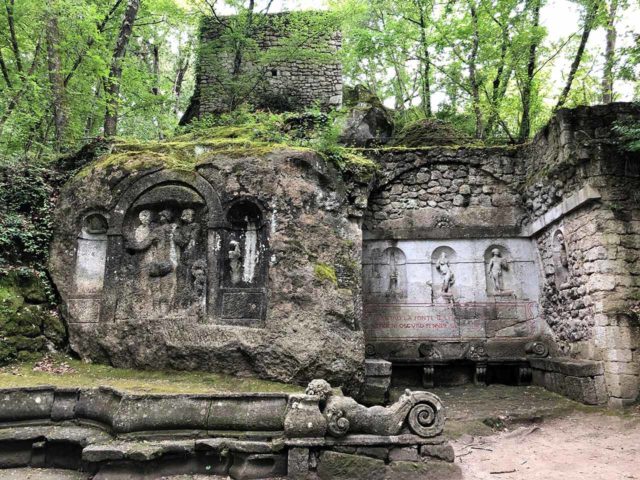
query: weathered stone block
[
  {"left": 389, "top": 446, "right": 420, "bottom": 462},
  {"left": 317, "top": 451, "right": 386, "bottom": 480},
  {"left": 420, "top": 443, "right": 455, "bottom": 463},
  {"left": 288, "top": 448, "right": 309, "bottom": 480}
]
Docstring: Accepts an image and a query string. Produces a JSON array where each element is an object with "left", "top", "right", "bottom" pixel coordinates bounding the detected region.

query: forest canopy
[{"left": 0, "top": 0, "right": 638, "bottom": 160}]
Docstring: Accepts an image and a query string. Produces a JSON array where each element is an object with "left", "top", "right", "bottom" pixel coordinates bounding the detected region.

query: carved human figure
[
  {"left": 388, "top": 268, "right": 399, "bottom": 294},
  {"left": 134, "top": 210, "right": 152, "bottom": 243},
  {"left": 174, "top": 209, "right": 200, "bottom": 263},
  {"left": 191, "top": 259, "right": 207, "bottom": 317},
  {"left": 487, "top": 248, "right": 508, "bottom": 292},
  {"left": 173, "top": 208, "right": 201, "bottom": 308},
  {"left": 436, "top": 252, "right": 455, "bottom": 293},
  {"left": 228, "top": 240, "right": 243, "bottom": 285},
  {"left": 148, "top": 209, "right": 178, "bottom": 315}
]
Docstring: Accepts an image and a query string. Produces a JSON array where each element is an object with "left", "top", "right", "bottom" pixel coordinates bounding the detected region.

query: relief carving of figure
[
  {"left": 436, "top": 252, "right": 455, "bottom": 293},
  {"left": 487, "top": 248, "right": 508, "bottom": 292},
  {"left": 191, "top": 259, "right": 207, "bottom": 317},
  {"left": 388, "top": 268, "right": 399, "bottom": 294},
  {"left": 148, "top": 209, "right": 177, "bottom": 315},
  {"left": 173, "top": 209, "right": 201, "bottom": 308},
  {"left": 228, "top": 240, "right": 243, "bottom": 285}
]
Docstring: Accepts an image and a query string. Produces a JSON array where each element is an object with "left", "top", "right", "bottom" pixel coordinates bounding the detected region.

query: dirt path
[{"left": 452, "top": 412, "right": 640, "bottom": 480}]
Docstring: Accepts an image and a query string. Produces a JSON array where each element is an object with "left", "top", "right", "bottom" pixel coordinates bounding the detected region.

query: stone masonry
[
  {"left": 192, "top": 12, "right": 342, "bottom": 116},
  {"left": 363, "top": 103, "right": 640, "bottom": 407}
]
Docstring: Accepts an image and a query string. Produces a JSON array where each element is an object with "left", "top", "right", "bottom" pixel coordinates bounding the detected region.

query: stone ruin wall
[
  {"left": 522, "top": 103, "right": 640, "bottom": 406},
  {"left": 195, "top": 13, "right": 343, "bottom": 115},
  {"left": 363, "top": 103, "right": 640, "bottom": 405}
]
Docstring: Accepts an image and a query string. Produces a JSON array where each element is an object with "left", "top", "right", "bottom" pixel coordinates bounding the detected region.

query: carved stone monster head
[{"left": 305, "top": 379, "right": 333, "bottom": 401}]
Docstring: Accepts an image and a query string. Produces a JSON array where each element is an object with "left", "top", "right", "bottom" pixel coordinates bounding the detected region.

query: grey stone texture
[
  {"left": 50, "top": 149, "right": 365, "bottom": 391},
  {"left": 0, "top": 384, "right": 457, "bottom": 479},
  {"left": 194, "top": 12, "right": 342, "bottom": 115},
  {"left": 363, "top": 103, "right": 640, "bottom": 405}
]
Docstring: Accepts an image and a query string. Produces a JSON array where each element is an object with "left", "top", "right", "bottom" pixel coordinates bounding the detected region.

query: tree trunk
[
  {"left": 173, "top": 47, "right": 190, "bottom": 115},
  {"left": 103, "top": 0, "right": 141, "bottom": 137},
  {"left": 0, "top": 38, "right": 42, "bottom": 138},
  {"left": 601, "top": 0, "right": 617, "bottom": 103},
  {"left": 486, "top": 19, "right": 510, "bottom": 137},
  {"left": 518, "top": 0, "right": 541, "bottom": 143},
  {"left": 46, "top": 10, "right": 67, "bottom": 150},
  {"left": 418, "top": 4, "right": 432, "bottom": 117},
  {"left": 5, "top": 0, "right": 22, "bottom": 73},
  {"left": 468, "top": 1, "right": 484, "bottom": 139},
  {"left": 555, "top": 1, "right": 599, "bottom": 110}
]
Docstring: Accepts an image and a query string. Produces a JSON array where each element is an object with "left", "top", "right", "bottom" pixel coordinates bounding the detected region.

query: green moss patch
[
  {"left": 314, "top": 262, "right": 338, "bottom": 285},
  {"left": 0, "top": 271, "right": 64, "bottom": 365},
  {"left": 77, "top": 111, "right": 378, "bottom": 184},
  {"left": 0, "top": 354, "right": 303, "bottom": 394}
]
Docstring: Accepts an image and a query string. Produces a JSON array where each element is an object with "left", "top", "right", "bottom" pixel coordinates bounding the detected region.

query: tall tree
[
  {"left": 555, "top": 0, "right": 601, "bottom": 110},
  {"left": 46, "top": 2, "right": 67, "bottom": 150},
  {"left": 104, "top": 0, "right": 141, "bottom": 137},
  {"left": 601, "top": 0, "right": 620, "bottom": 103},
  {"left": 518, "top": 0, "right": 542, "bottom": 142}
]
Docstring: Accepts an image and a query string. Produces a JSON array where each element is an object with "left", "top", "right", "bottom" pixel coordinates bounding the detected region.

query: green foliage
[
  {"left": 0, "top": 160, "right": 64, "bottom": 271},
  {"left": 614, "top": 119, "right": 640, "bottom": 152}
]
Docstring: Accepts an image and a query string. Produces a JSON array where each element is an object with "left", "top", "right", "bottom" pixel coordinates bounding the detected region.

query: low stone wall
[
  {"left": 0, "top": 385, "right": 459, "bottom": 479},
  {"left": 530, "top": 357, "right": 607, "bottom": 405}
]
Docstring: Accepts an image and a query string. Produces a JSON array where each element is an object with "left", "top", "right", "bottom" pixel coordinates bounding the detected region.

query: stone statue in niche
[
  {"left": 191, "top": 259, "right": 207, "bottom": 317},
  {"left": 552, "top": 230, "right": 569, "bottom": 287},
  {"left": 436, "top": 252, "right": 455, "bottom": 293},
  {"left": 122, "top": 191, "right": 208, "bottom": 318},
  {"left": 487, "top": 248, "right": 508, "bottom": 293},
  {"left": 228, "top": 240, "right": 243, "bottom": 285},
  {"left": 388, "top": 268, "right": 399, "bottom": 294}
]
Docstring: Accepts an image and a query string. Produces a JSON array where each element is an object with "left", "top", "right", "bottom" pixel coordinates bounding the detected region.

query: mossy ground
[
  {"left": 0, "top": 354, "right": 303, "bottom": 394},
  {"left": 79, "top": 116, "right": 378, "bottom": 182}
]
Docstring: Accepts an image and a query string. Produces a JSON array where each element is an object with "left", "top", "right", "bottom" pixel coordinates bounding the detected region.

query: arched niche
[
  {"left": 380, "top": 247, "right": 407, "bottom": 301},
  {"left": 223, "top": 199, "right": 268, "bottom": 288},
  {"left": 552, "top": 229, "right": 569, "bottom": 287},
  {"left": 431, "top": 246, "right": 456, "bottom": 300},
  {"left": 75, "top": 212, "right": 109, "bottom": 295},
  {"left": 484, "top": 245, "right": 513, "bottom": 296},
  {"left": 101, "top": 171, "right": 222, "bottom": 323},
  {"left": 218, "top": 198, "right": 269, "bottom": 325}
]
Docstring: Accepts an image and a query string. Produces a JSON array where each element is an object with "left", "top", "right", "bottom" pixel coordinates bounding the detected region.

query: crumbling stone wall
[
  {"left": 193, "top": 12, "right": 342, "bottom": 115},
  {"left": 364, "top": 148, "right": 528, "bottom": 235},
  {"left": 522, "top": 103, "right": 640, "bottom": 406},
  {"left": 363, "top": 103, "right": 640, "bottom": 405}
]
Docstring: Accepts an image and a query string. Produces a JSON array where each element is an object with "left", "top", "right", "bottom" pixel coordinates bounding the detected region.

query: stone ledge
[
  {"left": 530, "top": 357, "right": 604, "bottom": 377},
  {"left": 522, "top": 185, "right": 601, "bottom": 236}
]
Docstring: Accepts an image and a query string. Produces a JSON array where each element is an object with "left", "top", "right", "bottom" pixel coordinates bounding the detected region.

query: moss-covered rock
[
  {"left": 391, "top": 119, "right": 471, "bottom": 147},
  {"left": 0, "top": 271, "right": 65, "bottom": 365}
]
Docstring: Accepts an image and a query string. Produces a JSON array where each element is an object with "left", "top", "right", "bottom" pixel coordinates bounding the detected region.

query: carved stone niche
[
  {"left": 484, "top": 245, "right": 514, "bottom": 297},
  {"left": 95, "top": 170, "right": 226, "bottom": 325},
  {"left": 114, "top": 184, "right": 209, "bottom": 321},
  {"left": 431, "top": 246, "right": 456, "bottom": 302},
  {"left": 363, "top": 246, "right": 408, "bottom": 302},
  {"left": 552, "top": 230, "right": 569, "bottom": 288},
  {"left": 219, "top": 199, "right": 269, "bottom": 326},
  {"left": 75, "top": 212, "right": 109, "bottom": 295}
]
